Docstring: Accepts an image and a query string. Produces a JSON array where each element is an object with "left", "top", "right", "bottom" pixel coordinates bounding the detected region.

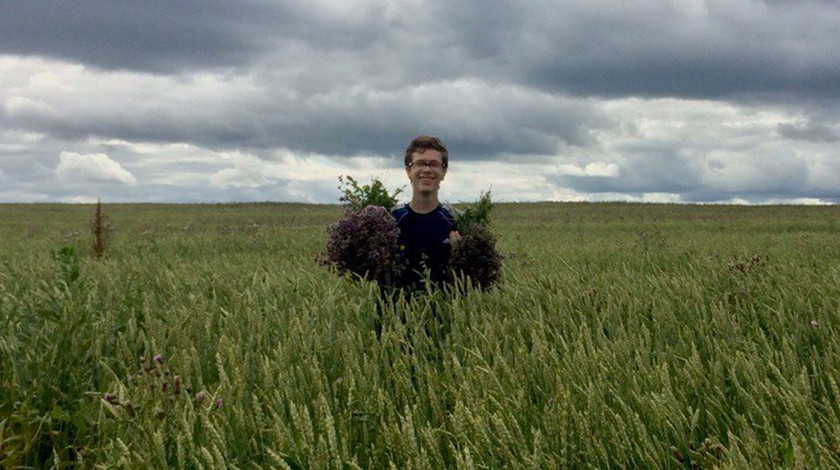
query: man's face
[{"left": 406, "top": 149, "right": 446, "bottom": 195}]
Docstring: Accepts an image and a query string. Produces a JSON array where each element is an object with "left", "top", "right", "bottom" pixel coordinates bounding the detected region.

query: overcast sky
[{"left": 2, "top": 0, "right": 839, "bottom": 204}]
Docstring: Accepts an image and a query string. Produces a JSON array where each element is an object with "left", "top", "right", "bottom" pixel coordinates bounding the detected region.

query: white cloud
[
  {"left": 55, "top": 151, "right": 137, "bottom": 185},
  {"left": 210, "top": 152, "right": 289, "bottom": 188},
  {"left": 557, "top": 162, "right": 620, "bottom": 177},
  {"left": 4, "top": 96, "right": 58, "bottom": 117}
]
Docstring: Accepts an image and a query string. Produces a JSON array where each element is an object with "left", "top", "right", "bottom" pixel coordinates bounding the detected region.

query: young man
[{"left": 391, "top": 136, "right": 462, "bottom": 290}]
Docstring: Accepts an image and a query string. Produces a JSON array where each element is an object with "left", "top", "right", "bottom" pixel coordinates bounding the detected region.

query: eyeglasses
[{"left": 407, "top": 160, "right": 446, "bottom": 170}]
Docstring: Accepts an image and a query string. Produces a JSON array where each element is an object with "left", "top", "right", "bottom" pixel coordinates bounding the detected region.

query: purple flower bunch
[
  {"left": 321, "top": 205, "right": 404, "bottom": 282},
  {"left": 450, "top": 223, "right": 503, "bottom": 290}
]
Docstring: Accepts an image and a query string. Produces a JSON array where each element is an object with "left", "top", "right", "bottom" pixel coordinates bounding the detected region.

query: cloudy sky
[{"left": 2, "top": 0, "right": 839, "bottom": 204}]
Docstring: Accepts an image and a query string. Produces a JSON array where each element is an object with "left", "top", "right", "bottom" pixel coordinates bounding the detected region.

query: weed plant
[
  {"left": 90, "top": 199, "right": 112, "bottom": 258},
  {"left": 338, "top": 176, "right": 403, "bottom": 213},
  {"left": 0, "top": 202, "right": 839, "bottom": 468}
]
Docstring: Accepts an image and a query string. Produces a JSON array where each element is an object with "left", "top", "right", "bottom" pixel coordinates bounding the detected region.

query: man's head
[
  {"left": 404, "top": 136, "right": 449, "bottom": 196},
  {"left": 404, "top": 136, "right": 448, "bottom": 169}
]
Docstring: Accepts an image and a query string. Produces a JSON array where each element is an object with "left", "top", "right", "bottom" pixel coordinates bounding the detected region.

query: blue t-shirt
[{"left": 391, "top": 204, "right": 457, "bottom": 288}]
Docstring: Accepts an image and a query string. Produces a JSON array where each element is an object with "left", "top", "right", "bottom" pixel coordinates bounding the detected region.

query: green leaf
[
  {"left": 50, "top": 404, "right": 70, "bottom": 422},
  {"left": 454, "top": 190, "right": 493, "bottom": 234}
]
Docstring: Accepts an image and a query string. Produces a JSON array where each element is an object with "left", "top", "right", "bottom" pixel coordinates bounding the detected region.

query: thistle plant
[
  {"left": 451, "top": 223, "right": 503, "bottom": 290},
  {"left": 320, "top": 205, "right": 403, "bottom": 283},
  {"left": 97, "top": 355, "right": 223, "bottom": 467},
  {"left": 450, "top": 190, "right": 503, "bottom": 289},
  {"left": 319, "top": 177, "right": 406, "bottom": 283}
]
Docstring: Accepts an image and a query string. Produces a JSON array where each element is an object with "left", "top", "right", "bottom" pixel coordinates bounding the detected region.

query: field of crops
[{"left": 2, "top": 202, "right": 839, "bottom": 469}]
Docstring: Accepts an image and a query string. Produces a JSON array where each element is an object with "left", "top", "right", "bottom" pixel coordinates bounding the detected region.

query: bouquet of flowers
[
  {"left": 320, "top": 177, "right": 502, "bottom": 290},
  {"left": 318, "top": 177, "right": 403, "bottom": 283},
  {"left": 449, "top": 191, "right": 503, "bottom": 290},
  {"left": 321, "top": 204, "right": 403, "bottom": 283}
]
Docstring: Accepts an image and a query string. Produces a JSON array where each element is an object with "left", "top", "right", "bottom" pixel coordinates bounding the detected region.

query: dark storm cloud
[
  {"left": 0, "top": 1, "right": 274, "bottom": 72},
  {"left": 2, "top": 68, "right": 608, "bottom": 161},
  {"left": 558, "top": 145, "right": 702, "bottom": 194},
  {"left": 2, "top": 0, "right": 840, "bottom": 203},
  {"left": 777, "top": 120, "right": 839, "bottom": 143},
  {"left": 6, "top": 0, "right": 840, "bottom": 99},
  {"left": 259, "top": 85, "right": 609, "bottom": 160},
  {"left": 550, "top": 136, "right": 825, "bottom": 204},
  {"left": 0, "top": 0, "right": 399, "bottom": 74},
  {"left": 435, "top": 0, "right": 840, "bottom": 100}
]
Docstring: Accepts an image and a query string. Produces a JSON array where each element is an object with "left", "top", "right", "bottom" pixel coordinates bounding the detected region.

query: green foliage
[
  {"left": 1, "top": 245, "right": 101, "bottom": 468},
  {"left": 1, "top": 202, "right": 840, "bottom": 468},
  {"left": 338, "top": 175, "right": 403, "bottom": 212},
  {"left": 453, "top": 190, "right": 493, "bottom": 234},
  {"left": 53, "top": 244, "right": 81, "bottom": 284}
]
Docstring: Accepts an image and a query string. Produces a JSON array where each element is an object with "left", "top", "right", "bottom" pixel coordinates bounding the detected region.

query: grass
[{"left": 1, "top": 202, "right": 839, "bottom": 468}]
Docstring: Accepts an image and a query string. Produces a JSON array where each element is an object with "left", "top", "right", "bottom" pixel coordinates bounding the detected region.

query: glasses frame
[{"left": 406, "top": 160, "right": 447, "bottom": 170}]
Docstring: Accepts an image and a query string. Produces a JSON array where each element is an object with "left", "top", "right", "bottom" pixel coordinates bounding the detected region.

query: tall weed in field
[{"left": 91, "top": 199, "right": 112, "bottom": 258}]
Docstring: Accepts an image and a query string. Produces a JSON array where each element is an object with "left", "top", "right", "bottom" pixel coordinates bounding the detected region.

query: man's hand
[{"left": 449, "top": 230, "right": 462, "bottom": 250}]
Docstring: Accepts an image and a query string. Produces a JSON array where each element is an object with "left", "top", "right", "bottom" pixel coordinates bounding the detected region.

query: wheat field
[{"left": 1, "top": 202, "right": 839, "bottom": 469}]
